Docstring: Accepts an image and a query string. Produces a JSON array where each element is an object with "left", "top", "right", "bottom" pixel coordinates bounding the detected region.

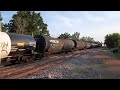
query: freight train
[{"left": 0, "top": 32, "right": 102, "bottom": 64}]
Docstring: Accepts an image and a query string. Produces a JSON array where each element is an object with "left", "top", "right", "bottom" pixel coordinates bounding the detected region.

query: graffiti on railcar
[{"left": 0, "top": 42, "right": 8, "bottom": 54}]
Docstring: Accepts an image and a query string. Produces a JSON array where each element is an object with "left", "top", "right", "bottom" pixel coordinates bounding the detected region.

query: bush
[
  {"left": 104, "top": 33, "right": 120, "bottom": 48},
  {"left": 112, "top": 46, "right": 120, "bottom": 53},
  {"left": 112, "top": 48, "right": 118, "bottom": 53}
]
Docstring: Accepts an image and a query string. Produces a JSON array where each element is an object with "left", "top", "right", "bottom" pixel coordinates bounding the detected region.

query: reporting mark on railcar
[{"left": 49, "top": 40, "right": 59, "bottom": 44}]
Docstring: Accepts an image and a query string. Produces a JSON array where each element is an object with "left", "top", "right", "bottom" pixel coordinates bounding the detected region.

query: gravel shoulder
[{"left": 22, "top": 47, "right": 120, "bottom": 79}]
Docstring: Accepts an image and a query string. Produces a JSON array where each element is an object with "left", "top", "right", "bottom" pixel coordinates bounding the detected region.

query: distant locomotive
[{"left": 0, "top": 32, "right": 102, "bottom": 64}]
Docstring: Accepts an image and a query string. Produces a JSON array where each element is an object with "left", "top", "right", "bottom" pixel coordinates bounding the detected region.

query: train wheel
[
  {"left": 10, "top": 60, "right": 16, "bottom": 65},
  {"left": 17, "top": 56, "right": 28, "bottom": 64},
  {"left": 30, "top": 55, "right": 36, "bottom": 61},
  {"left": 16, "top": 56, "right": 22, "bottom": 64}
]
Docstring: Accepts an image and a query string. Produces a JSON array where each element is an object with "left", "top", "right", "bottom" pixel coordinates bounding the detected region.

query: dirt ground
[
  {"left": 71, "top": 47, "right": 120, "bottom": 79},
  {"left": 23, "top": 47, "right": 120, "bottom": 79},
  {"left": 92, "top": 47, "right": 120, "bottom": 79}
]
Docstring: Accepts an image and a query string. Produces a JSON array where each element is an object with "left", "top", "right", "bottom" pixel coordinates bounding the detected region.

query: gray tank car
[
  {"left": 62, "top": 39, "right": 75, "bottom": 52},
  {"left": 73, "top": 40, "right": 86, "bottom": 50},
  {"left": 0, "top": 33, "right": 36, "bottom": 63},
  {"left": 7, "top": 33, "right": 36, "bottom": 56},
  {"left": 85, "top": 42, "right": 91, "bottom": 49},
  {"left": 36, "top": 35, "right": 64, "bottom": 53}
]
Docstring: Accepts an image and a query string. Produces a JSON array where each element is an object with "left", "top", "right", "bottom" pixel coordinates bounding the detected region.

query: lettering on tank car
[
  {"left": 50, "top": 43, "right": 56, "bottom": 48},
  {"left": 49, "top": 40, "right": 59, "bottom": 44},
  {"left": 0, "top": 42, "right": 8, "bottom": 54}
]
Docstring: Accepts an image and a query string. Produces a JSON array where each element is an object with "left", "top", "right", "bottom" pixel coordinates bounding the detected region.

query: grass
[
  {"left": 103, "top": 47, "right": 110, "bottom": 50},
  {"left": 98, "top": 49, "right": 114, "bottom": 57},
  {"left": 101, "top": 47, "right": 120, "bottom": 60},
  {"left": 113, "top": 53, "right": 120, "bottom": 59},
  {"left": 109, "top": 48, "right": 120, "bottom": 60}
]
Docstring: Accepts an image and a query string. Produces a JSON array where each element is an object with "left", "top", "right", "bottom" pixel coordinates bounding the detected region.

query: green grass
[
  {"left": 99, "top": 49, "right": 114, "bottom": 56},
  {"left": 113, "top": 53, "right": 120, "bottom": 59},
  {"left": 109, "top": 47, "right": 120, "bottom": 59},
  {"left": 103, "top": 47, "right": 110, "bottom": 50},
  {"left": 102, "top": 47, "right": 120, "bottom": 60}
]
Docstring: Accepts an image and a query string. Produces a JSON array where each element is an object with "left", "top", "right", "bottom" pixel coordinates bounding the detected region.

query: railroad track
[
  {"left": 0, "top": 54, "right": 61, "bottom": 70},
  {"left": 0, "top": 48, "right": 95, "bottom": 79}
]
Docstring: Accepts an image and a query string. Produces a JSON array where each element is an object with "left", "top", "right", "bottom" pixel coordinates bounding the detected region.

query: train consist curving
[{"left": 0, "top": 32, "right": 102, "bottom": 64}]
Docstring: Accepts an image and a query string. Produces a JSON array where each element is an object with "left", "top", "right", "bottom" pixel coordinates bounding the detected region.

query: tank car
[
  {"left": 36, "top": 35, "right": 64, "bottom": 54},
  {"left": 0, "top": 32, "right": 11, "bottom": 59},
  {"left": 73, "top": 40, "right": 86, "bottom": 50},
  {"left": 90, "top": 43, "right": 99, "bottom": 48},
  {"left": 98, "top": 43, "right": 102, "bottom": 47},
  {"left": 0, "top": 32, "right": 36, "bottom": 63},
  {"left": 8, "top": 33, "right": 36, "bottom": 54},
  {"left": 62, "top": 39, "right": 75, "bottom": 52},
  {"left": 0, "top": 32, "right": 101, "bottom": 65},
  {"left": 85, "top": 42, "right": 91, "bottom": 49}
]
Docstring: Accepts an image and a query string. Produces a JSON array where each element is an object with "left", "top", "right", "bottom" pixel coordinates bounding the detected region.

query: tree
[
  {"left": 27, "top": 11, "right": 50, "bottom": 36},
  {"left": 58, "top": 32, "right": 71, "bottom": 39},
  {"left": 104, "top": 33, "right": 120, "bottom": 48},
  {"left": 71, "top": 32, "right": 80, "bottom": 40},
  {"left": 0, "top": 12, "right": 2, "bottom": 21},
  {"left": 7, "top": 11, "right": 50, "bottom": 36},
  {"left": 1, "top": 23, "right": 7, "bottom": 32},
  {"left": 7, "top": 11, "right": 31, "bottom": 34},
  {"left": 80, "top": 36, "right": 94, "bottom": 43},
  {"left": 0, "top": 12, "right": 2, "bottom": 31},
  {"left": 58, "top": 32, "right": 80, "bottom": 40},
  {"left": 80, "top": 37, "right": 86, "bottom": 41},
  {"left": 0, "top": 13, "right": 7, "bottom": 32}
]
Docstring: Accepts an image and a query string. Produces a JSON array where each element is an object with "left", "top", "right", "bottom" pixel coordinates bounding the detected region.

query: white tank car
[{"left": 0, "top": 32, "right": 11, "bottom": 59}]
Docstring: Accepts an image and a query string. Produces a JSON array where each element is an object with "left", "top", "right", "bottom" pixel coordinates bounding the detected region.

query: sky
[{"left": 1, "top": 11, "right": 120, "bottom": 43}]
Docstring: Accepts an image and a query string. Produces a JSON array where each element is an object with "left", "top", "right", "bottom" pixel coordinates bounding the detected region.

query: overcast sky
[{"left": 1, "top": 11, "right": 120, "bottom": 43}]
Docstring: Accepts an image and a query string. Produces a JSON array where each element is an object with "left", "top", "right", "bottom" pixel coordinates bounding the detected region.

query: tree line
[
  {"left": 0, "top": 11, "right": 50, "bottom": 36},
  {"left": 104, "top": 33, "right": 120, "bottom": 48},
  {"left": 57, "top": 32, "right": 101, "bottom": 44},
  {"left": 0, "top": 11, "right": 100, "bottom": 43}
]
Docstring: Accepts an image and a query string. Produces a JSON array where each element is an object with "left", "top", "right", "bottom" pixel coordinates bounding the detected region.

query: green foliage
[
  {"left": 0, "top": 12, "right": 2, "bottom": 21},
  {"left": 80, "top": 36, "right": 95, "bottom": 43},
  {"left": 104, "top": 33, "right": 120, "bottom": 48},
  {"left": 112, "top": 48, "right": 118, "bottom": 53},
  {"left": 0, "top": 13, "right": 7, "bottom": 32},
  {"left": 71, "top": 32, "right": 80, "bottom": 40},
  {"left": 1, "top": 23, "right": 7, "bottom": 32},
  {"left": 58, "top": 32, "right": 71, "bottom": 39},
  {"left": 58, "top": 32, "right": 80, "bottom": 40},
  {"left": 7, "top": 11, "right": 50, "bottom": 36},
  {"left": 80, "top": 37, "right": 86, "bottom": 41}
]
